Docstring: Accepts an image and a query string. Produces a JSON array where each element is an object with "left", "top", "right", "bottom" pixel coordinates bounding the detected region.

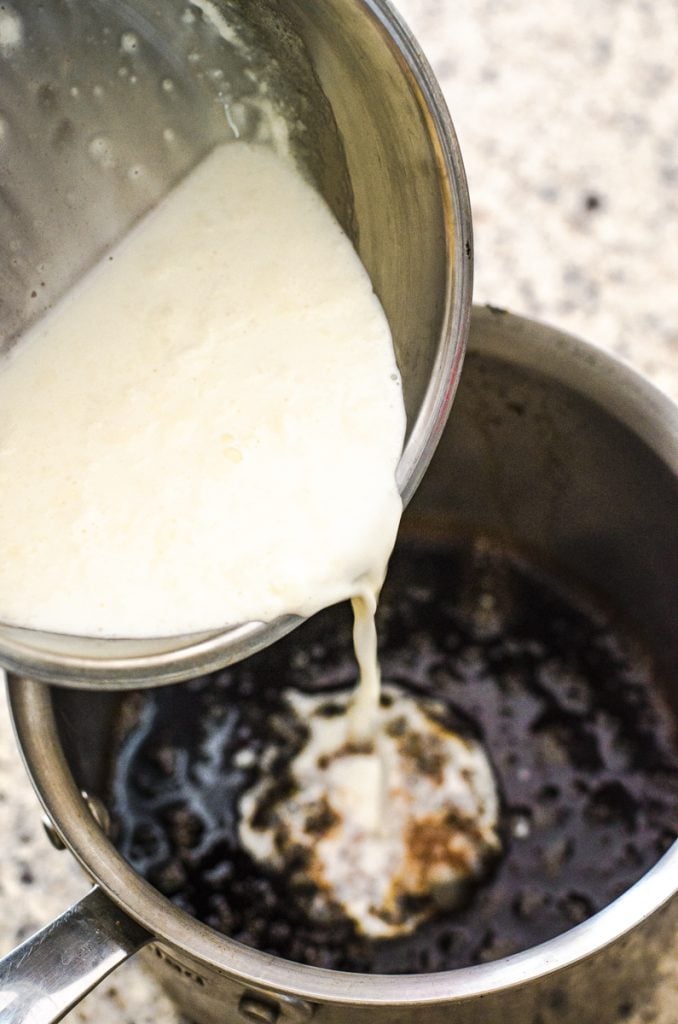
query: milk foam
[
  {"left": 239, "top": 686, "right": 501, "bottom": 939},
  {"left": 0, "top": 143, "right": 405, "bottom": 638}
]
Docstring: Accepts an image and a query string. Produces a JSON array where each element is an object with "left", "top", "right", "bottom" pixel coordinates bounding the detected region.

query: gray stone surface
[
  {"left": 399, "top": 0, "right": 678, "bottom": 400},
  {"left": 0, "top": 1, "right": 675, "bottom": 1020}
]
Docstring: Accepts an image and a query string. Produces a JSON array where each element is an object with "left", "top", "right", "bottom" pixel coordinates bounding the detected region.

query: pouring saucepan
[{"left": 0, "top": 0, "right": 471, "bottom": 688}]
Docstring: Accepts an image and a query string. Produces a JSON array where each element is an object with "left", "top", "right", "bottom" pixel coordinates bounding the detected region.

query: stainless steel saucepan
[
  {"left": 1, "top": 308, "right": 676, "bottom": 1024},
  {"left": 0, "top": 0, "right": 471, "bottom": 688}
]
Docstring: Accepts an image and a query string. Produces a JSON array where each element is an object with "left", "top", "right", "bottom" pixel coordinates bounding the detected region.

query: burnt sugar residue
[
  {"left": 237, "top": 685, "right": 501, "bottom": 940},
  {"left": 107, "top": 538, "right": 678, "bottom": 973}
]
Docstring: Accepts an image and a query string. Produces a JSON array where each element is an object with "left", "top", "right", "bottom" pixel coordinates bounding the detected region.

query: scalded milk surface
[{"left": 0, "top": 143, "right": 405, "bottom": 637}]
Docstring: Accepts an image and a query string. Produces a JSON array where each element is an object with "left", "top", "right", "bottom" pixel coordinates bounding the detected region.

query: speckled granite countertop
[{"left": 0, "top": 1, "right": 675, "bottom": 1021}]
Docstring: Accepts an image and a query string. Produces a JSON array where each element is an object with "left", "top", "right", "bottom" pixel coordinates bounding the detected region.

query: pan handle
[{"left": 0, "top": 886, "right": 150, "bottom": 1024}]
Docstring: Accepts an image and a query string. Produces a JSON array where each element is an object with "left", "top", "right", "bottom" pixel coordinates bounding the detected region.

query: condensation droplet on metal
[
  {"left": 0, "top": 6, "right": 22, "bottom": 56},
  {"left": 88, "top": 136, "right": 115, "bottom": 169},
  {"left": 120, "top": 31, "right": 139, "bottom": 55}
]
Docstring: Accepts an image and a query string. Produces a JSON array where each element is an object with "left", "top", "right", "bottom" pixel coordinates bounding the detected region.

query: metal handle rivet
[
  {"left": 239, "top": 995, "right": 280, "bottom": 1024},
  {"left": 41, "top": 813, "right": 67, "bottom": 851},
  {"left": 81, "top": 791, "right": 111, "bottom": 835}
]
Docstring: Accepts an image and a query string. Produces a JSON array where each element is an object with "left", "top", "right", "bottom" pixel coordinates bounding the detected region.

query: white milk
[{"left": 0, "top": 142, "right": 405, "bottom": 639}]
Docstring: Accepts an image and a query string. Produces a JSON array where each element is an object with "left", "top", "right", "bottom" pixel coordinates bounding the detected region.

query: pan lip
[{"left": 7, "top": 303, "right": 678, "bottom": 1005}]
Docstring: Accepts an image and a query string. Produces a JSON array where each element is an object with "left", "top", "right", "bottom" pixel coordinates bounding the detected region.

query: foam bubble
[
  {"left": 120, "top": 31, "right": 139, "bottom": 54},
  {"left": 88, "top": 136, "right": 115, "bottom": 169},
  {"left": 0, "top": 6, "right": 22, "bottom": 55}
]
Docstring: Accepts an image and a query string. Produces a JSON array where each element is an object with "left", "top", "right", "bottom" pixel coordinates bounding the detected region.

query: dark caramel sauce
[{"left": 108, "top": 538, "right": 678, "bottom": 972}]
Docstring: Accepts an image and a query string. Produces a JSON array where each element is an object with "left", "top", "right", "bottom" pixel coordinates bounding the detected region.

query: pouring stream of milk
[
  {"left": 348, "top": 588, "right": 389, "bottom": 831},
  {"left": 348, "top": 589, "right": 382, "bottom": 744}
]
